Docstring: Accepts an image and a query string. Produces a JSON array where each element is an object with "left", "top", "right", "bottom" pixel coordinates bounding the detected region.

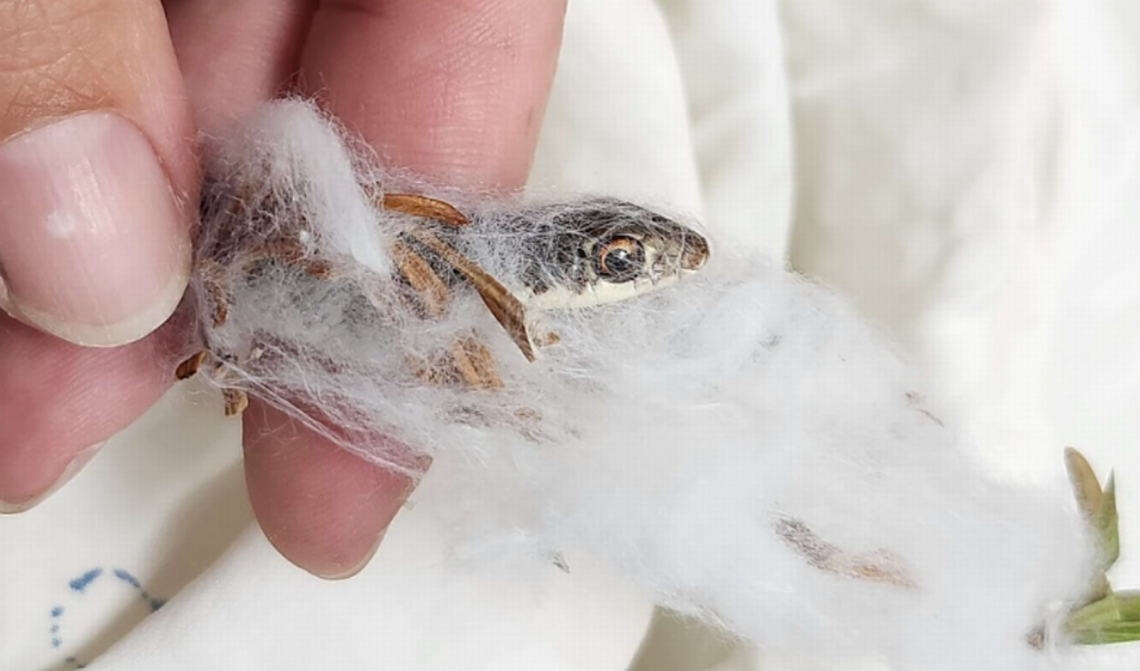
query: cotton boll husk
[{"left": 187, "top": 100, "right": 1108, "bottom": 670}]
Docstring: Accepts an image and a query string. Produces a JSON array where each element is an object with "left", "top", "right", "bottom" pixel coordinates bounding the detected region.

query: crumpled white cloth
[{"left": 2, "top": 0, "right": 1139, "bottom": 670}]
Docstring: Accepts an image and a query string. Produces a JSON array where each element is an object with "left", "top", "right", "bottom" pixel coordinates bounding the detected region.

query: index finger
[
  {"left": 242, "top": 0, "right": 566, "bottom": 578},
  {"left": 302, "top": 0, "right": 566, "bottom": 189}
]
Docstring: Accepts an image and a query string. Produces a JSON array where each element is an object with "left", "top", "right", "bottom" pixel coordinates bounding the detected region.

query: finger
[
  {"left": 0, "top": 0, "right": 196, "bottom": 510},
  {"left": 0, "top": 0, "right": 195, "bottom": 346},
  {"left": 301, "top": 0, "right": 567, "bottom": 189},
  {"left": 241, "top": 0, "right": 566, "bottom": 576},
  {"left": 0, "top": 315, "right": 177, "bottom": 512},
  {"left": 243, "top": 405, "right": 414, "bottom": 579},
  {"left": 165, "top": 0, "right": 316, "bottom": 134}
]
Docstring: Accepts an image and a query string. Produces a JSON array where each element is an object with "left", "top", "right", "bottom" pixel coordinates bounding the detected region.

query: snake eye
[{"left": 594, "top": 236, "right": 645, "bottom": 283}]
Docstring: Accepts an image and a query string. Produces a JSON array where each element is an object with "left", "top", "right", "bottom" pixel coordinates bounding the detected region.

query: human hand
[{"left": 0, "top": 0, "right": 566, "bottom": 579}]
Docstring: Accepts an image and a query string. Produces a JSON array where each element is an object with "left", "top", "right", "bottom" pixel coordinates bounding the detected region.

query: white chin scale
[{"left": 521, "top": 274, "right": 679, "bottom": 311}]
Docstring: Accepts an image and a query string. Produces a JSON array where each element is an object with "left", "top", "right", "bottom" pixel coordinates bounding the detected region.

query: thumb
[{"left": 0, "top": 0, "right": 195, "bottom": 347}]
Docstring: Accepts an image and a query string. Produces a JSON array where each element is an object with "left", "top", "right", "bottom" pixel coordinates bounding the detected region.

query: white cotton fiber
[{"left": 184, "top": 100, "right": 1113, "bottom": 670}]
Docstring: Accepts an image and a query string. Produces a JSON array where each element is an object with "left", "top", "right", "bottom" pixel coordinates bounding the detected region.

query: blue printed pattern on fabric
[{"left": 49, "top": 567, "right": 165, "bottom": 668}]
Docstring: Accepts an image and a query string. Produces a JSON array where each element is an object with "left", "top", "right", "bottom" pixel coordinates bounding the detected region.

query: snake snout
[{"left": 679, "top": 232, "right": 710, "bottom": 272}]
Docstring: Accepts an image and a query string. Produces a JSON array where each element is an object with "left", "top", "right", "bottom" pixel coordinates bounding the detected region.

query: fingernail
[
  {"left": 0, "top": 112, "right": 190, "bottom": 347},
  {"left": 317, "top": 529, "right": 390, "bottom": 581},
  {"left": 0, "top": 442, "right": 104, "bottom": 514}
]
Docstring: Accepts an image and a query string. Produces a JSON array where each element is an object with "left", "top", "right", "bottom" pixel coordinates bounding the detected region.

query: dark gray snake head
[{"left": 472, "top": 198, "right": 710, "bottom": 309}]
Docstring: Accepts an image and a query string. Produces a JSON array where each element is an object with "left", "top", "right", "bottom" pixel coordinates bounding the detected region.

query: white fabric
[
  {"left": 2, "top": 0, "right": 1139, "bottom": 669},
  {"left": 778, "top": 0, "right": 1140, "bottom": 573},
  {"left": 708, "top": 2, "right": 1140, "bottom": 669}
]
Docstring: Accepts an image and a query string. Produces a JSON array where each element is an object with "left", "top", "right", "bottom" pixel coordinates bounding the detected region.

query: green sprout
[{"left": 1060, "top": 447, "right": 1140, "bottom": 646}]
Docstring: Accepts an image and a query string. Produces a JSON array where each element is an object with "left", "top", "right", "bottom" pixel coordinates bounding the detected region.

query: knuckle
[{"left": 0, "top": 0, "right": 134, "bottom": 135}]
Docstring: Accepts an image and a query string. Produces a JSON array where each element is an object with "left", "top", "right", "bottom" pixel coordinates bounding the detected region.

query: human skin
[{"left": 0, "top": 0, "right": 565, "bottom": 579}]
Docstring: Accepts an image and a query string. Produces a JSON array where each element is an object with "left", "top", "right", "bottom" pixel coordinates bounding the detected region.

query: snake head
[{"left": 508, "top": 198, "right": 710, "bottom": 309}]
